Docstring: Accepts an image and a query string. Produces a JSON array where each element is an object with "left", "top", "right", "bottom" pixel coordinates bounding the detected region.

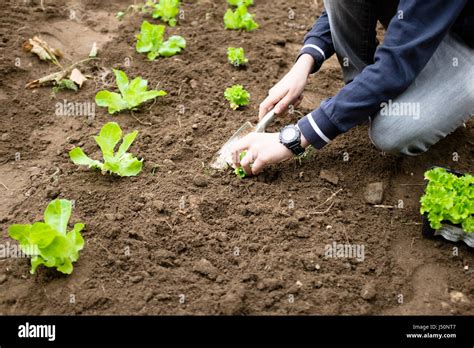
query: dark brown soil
[{"left": 0, "top": 0, "right": 472, "bottom": 315}]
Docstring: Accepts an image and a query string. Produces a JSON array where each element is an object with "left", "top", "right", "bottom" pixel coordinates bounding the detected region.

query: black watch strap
[{"left": 288, "top": 142, "right": 305, "bottom": 156}]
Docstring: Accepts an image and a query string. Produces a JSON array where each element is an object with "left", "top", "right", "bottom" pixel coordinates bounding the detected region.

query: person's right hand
[{"left": 258, "top": 54, "right": 315, "bottom": 119}]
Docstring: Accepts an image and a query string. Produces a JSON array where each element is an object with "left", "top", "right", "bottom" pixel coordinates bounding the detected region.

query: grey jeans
[{"left": 324, "top": 0, "right": 474, "bottom": 156}]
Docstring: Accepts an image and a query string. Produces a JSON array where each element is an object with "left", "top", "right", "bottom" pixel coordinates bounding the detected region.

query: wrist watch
[{"left": 279, "top": 125, "right": 305, "bottom": 156}]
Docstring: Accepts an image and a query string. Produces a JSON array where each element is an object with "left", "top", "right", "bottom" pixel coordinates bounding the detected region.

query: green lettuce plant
[
  {"left": 227, "top": 47, "right": 248, "bottom": 66},
  {"left": 136, "top": 20, "right": 186, "bottom": 60},
  {"left": 147, "top": 0, "right": 180, "bottom": 26},
  {"left": 95, "top": 69, "right": 166, "bottom": 114},
  {"left": 234, "top": 151, "right": 247, "bottom": 178},
  {"left": 420, "top": 167, "right": 474, "bottom": 232},
  {"left": 8, "top": 199, "right": 85, "bottom": 275},
  {"left": 224, "top": 84, "right": 250, "bottom": 110},
  {"left": 69, "top": 122, "right": 143, "bottom": 177},
  {"left": 224, "top": 5, "right": 259, "bottom": 31}
]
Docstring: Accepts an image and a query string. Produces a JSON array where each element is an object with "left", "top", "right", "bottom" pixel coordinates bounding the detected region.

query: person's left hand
[{"left": 230, "top": 132, "right": 293, "bottom": 176}]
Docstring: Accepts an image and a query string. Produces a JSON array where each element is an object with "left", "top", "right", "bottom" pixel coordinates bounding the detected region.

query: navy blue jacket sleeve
[
  {"left": 298, "top": 0, "right": 468, "bottom": 149},
  {"left": 296, "top": 10, "right": 335, "bottom": 73}
]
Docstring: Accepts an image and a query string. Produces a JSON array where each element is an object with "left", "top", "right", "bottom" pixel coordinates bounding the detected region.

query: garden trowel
[{"left": 211, "top": 108, "right": 276, "bottom": 169}]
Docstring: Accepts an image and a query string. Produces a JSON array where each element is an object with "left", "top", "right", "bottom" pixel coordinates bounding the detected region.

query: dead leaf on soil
[
  {"left": 69, "top": 68, "right": 87, "bottom": 87},
  {"left": 26, "top": 58, "right": 96, "bottom": 89},
  {"left": 23, "top": 36, "right": 63, "bottom": 67}
]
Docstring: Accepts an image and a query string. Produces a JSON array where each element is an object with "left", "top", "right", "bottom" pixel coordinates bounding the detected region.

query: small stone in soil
[
  {"left": 364, "top": 182, "right": 384, "bottom": 204},
  {"left": 449, "top": 291, "right": 469, "bottom": 304},
  {"left": 193, "top": 175, "right": 208, "bottom": 187},
  {"left": 361, "top": 282, "right": 377, "bottom": 300},
  {"left": 130, "top": 275, "right": 143, "bottom": 283},
  {"left": 189, "top": 79, "right": 198, "bottom": 89},
  {"left": 193, "top": 258, "right": 218, "bottom": 280},
  {"left": 319, "top": 169, "right": 339, "bottom": 185}
]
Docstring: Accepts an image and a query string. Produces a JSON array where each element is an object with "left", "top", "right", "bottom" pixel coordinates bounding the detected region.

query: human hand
[
  {"left": 230, "top": 131, "right": 309, "bottom": 175},
  {"left": 231, "top": 133, "right": 292, "bottom": 175},
  {"left": 258, "top": 54, "right": 314, "bottom": 119}
]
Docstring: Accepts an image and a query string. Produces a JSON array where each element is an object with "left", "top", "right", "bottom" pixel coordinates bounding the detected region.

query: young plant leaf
[
  {"left": 136, "top": 21, "right": 185, "bottom": 60},
  {"left": 227, "top": 47, "right": 248, "bottom": 66},
  {"left": 158, "top": 35, "right": 186, "bottom": 57},
  {"left": 95, "top": 69, "right": 166, "bottom": 114},
  {"left": 69, "top": 122, "right": 143, "bottom": 177},
  {"left": 147, "top": 0, "right": 180, "bottom": 27},
  {"left": 68, "top": 147, "right": 103, "bottom": 169},
  {"left": 52, "top": 79, "right": 78, "bottom": 94},
  {"left": 224, "top": 5, "right": 259, "bottom": 31},
  {"left": 224, "top": 84, "right": 250, "bottom": 110},
  {"left": 234, "top": 151, "right": 248, "bottom": 178},
  {"left": 44, "top": 199, "right": 72, "bottom": 235},
  {"left": 8, "top": 199, "right": 85, "bottom": 275}
]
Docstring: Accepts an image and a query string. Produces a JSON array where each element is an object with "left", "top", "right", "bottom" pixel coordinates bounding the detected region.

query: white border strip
[
  {"left": 307, "top": 113, "right": 331, "bottom": 144},
  {"left": 302, "top": 44, "right": 326, "bottom": 60}
]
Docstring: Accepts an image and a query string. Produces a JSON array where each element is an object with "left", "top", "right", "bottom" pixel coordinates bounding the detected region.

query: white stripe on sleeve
[
  {"left": 301, "top": 44, "right": 326, "bottom": 60},
  {"left": 307, "top": 113, "right": 331, "bottom": 144}
]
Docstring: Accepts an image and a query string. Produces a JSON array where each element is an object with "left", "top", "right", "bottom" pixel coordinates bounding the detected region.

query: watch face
[{"left": 281, "top": 126, "right": 297, "bottom": 142}]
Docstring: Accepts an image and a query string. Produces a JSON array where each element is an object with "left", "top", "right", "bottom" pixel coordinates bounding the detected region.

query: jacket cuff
[
  {"left": 296, "top": 37, "right": 327, "bottom": 73},
  {"left": 297, "top": 108, "right": 341, "bottom": 149}
]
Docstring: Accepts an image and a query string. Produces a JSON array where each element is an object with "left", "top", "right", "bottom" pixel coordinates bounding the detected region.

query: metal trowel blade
[{"left": 210, "top": 121, "right": 255, "bottom": 170}]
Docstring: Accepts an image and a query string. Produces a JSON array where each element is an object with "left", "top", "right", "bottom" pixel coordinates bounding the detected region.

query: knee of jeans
[
  {"left": 369, "top": 126, "right": 428, "bottom": 156},
  {"left": 369, "top": 127, "right": 402, "bottom": 154}
]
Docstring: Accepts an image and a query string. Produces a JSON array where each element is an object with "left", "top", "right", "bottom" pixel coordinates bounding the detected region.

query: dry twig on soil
[{"left": 26, "top": 58, "right": 97, "bottom": 88}]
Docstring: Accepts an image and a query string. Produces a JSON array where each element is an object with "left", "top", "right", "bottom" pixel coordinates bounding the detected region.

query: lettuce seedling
[
  {"left": 69, "top": 122, "right": 143, "bottom": 177},
  {"left": 147, "top": 0, "right": 180, "bottom": 27},
  {"left": 234, "top": 151, "right": 247, "bottom": 178},
  {"left": 136, "top": 20, "right": 186, "bottom": 60},
  {"left": 420, "top": 167, "right": 474, "bottom": 232},
  {"left": 224, "top": 5, "right": 259, "bottom": 31},
  {"left": 227, "top": 0, "right": 253, "bottom": 6},
  {"left": 52, "top": 79, "right": 78, "bottom": 93},
  {"left": 224, "top": 84, "right": 250, "bottom": 110},
  {"left": 8, "top": 199, "right": 85, "bottom": 275},
  {"left": 95, "top": 69, "right": 166, "bottom": 114},
  {"left": 227, "top": 47, "right": 248, "bottom": 66}
]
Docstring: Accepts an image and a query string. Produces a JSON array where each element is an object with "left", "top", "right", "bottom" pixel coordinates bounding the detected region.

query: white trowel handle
[{"left": 255, "top": 109, "right": 276, "bottom": 133}]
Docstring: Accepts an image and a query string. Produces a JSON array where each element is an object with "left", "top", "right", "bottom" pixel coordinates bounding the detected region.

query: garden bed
[{"left": 0, "top": 0, "right": 472, "bottom": 315}]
